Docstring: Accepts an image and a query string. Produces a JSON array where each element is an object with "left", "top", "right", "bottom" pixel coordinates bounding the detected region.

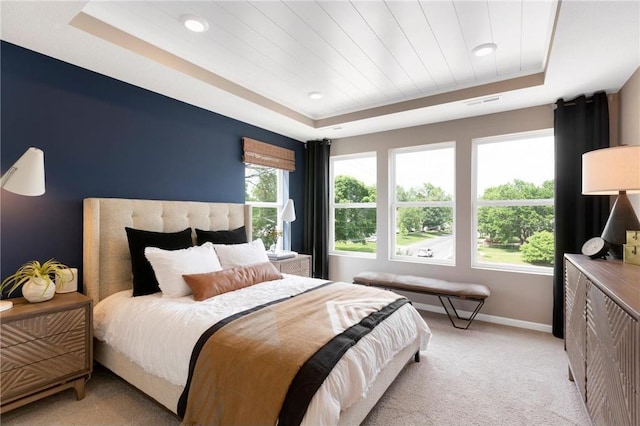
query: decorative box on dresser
[
  {"left": 269, "top": 254, "right": 312, "bottom": 277},
  {"left": 564, "top": 254, "right": 639, "bottom": 426},
  {"left": 0, "top": 292, "right": 93, "bottom": 413}
]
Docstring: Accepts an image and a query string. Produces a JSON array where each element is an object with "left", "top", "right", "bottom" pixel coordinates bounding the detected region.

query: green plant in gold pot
[{"left": 0, "top": 259, "right": 72, "bottom": 303}]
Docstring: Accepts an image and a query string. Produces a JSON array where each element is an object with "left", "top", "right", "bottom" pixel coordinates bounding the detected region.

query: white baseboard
[{"left": 412, "top": 301, "right": 553, "bottom": 334}]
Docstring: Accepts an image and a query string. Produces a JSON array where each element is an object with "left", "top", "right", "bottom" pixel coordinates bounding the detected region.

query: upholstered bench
[{"left": 353, "top": 272, "right": 490, "bottom": 330}]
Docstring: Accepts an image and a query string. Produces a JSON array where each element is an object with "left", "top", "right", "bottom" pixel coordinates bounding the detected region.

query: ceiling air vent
[{"left": 465, "top": 96, "right": 501, "bottom": 106}]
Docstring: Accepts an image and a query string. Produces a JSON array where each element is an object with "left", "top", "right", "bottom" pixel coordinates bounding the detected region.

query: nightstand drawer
[
  {"left": 0, "top": 293, "right": 93, "bottom": 413},
  {"left": 270, "top": 254, "right": 312, "bottom": 277},
  {"left": 280, "top": 259, "right": 310, "bottom": 276},
  {"left": 1, "top": 349, "right": 86, "bottom": 400},
  {"left": 1, "top": 307, "right": 86, "bottom": 347},
  {"left": 1, "top": 327, "right": 86, "bottom": 372}
]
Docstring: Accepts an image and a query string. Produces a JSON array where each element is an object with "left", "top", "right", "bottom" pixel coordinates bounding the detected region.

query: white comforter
[{"left": 93, "top": 275, "right": 431, "bottom": 425}]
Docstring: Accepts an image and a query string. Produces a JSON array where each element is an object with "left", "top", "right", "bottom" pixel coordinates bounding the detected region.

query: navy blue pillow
[
  {"left": 195, "top": 226, "right": 247, "bottom": 246},
  {"left": 125, "top": 227, "right": 193, "bottom": 296}
]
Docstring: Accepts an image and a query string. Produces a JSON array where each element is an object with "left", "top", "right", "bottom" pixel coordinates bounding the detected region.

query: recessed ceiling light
[
  {"left": 181, "top": 14, "right": 209, "bottom": 33},
  {"left": 472, "top": 43, "right": 497, "bottom": 57},
  {"left": 308, "top": 91, "right": 324, "bottom": 100}
]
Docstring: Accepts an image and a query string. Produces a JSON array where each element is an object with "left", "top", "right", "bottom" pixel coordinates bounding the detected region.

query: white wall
[
  {"left": 618, "top": 67, "right": 640, "bottom": 216},
  {"left": 330, "top": 105, "right": 555, "bottom": 327}
]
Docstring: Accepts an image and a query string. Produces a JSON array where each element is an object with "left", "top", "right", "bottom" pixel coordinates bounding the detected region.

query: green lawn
[
  {"left": 335, "top": 231, "right": 440, "bottom": 254},
  {"left": 477, "top": 245, "right": 527, "bottom": 265},
  {"left": 334, "top": 241, "right": 376, "bottom": 253},
  {"left": 396, "top": 232, "right": 430, "bottom": 245},
  {"left": 335, "top": 237, "right": 551, "bottom": 267},
  {"left": 395, "top": 231, "right": 448, "bottom": 246}
]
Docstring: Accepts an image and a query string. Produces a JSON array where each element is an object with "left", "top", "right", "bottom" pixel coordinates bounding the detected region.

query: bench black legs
[
  {"left": 438, "top": 296, "right": 485, "bottom": 330},
  {"left": 352, "top": 272, "right": 491, "bottom": 330}
]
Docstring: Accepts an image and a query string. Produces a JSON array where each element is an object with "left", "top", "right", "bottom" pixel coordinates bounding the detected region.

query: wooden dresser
[
  {"left": 0, "top": 292, "right": 93, "bottom": 413},
  {"left": 564, "top": 254, "right": 639, "bottom": 426}
]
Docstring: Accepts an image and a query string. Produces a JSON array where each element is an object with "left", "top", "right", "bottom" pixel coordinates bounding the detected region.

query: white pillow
[
  {"left": 144, "top": 242, "right": 222, "bottom": 298},
  {"left": 213, "top": 239, "right": 269, "bottom": 269}
]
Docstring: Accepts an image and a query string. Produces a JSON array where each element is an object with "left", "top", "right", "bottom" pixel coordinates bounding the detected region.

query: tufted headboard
[{"left": 83, "top": 198, "right": 252, "bottom": 305}]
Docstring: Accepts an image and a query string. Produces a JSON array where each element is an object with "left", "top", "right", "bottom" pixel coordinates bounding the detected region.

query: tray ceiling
[{"left": 1, "top": 1, "right": 639, "bottom": 140}]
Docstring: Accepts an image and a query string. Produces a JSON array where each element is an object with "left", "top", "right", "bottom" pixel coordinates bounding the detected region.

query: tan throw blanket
[{"left": 178, "top": 281, "right": 408, "bottom": 426}]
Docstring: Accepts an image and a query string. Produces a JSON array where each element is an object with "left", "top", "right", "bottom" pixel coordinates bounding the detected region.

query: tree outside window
[
  {"left": 473, "top": 130, "right": 555, "bottom": 272},
  {"left": 391, "top": 143, "right": 455, "bottom": 263},
  {"left": 245, "top": 165, "right": 282, "bottom": 249},
  {"left": 330, "top": 153, "right": 376, "bottom": 255}
]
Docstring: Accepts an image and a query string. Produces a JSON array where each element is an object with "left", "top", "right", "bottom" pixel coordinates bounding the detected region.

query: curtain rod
[
  {"left": 555, "top": 93, "right": 613, "bottom": 108},
  {"left": 557, "top": 99, "right": 594, "bottom": 107}
]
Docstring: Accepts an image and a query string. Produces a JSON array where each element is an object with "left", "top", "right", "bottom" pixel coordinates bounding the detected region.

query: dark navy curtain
[
  {"left": 553, "top": 92, "right": 610, "bottom": 338},
  {"left": 303, "top": 139, "right": 331, "bottom": 279}
]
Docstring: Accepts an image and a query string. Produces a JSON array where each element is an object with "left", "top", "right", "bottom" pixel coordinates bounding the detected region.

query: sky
[
  {"left": 333, "top": 134, "right": 554, "bottom": 197},
  {"left": 333, "top": 155, "right": 376, "bottom": 186},
  {"left": 395, "top": 146, "right": 454, "bottom": 194},
  {"left": 476, "top": 135, "right": 554, "bottom": 195}
]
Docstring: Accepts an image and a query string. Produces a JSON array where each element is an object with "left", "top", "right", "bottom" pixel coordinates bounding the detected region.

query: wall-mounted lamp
[
  {"left": 582, "top": 145, "right": 640, "bottom": 258},
  {"left": 281, "top": 199, "right": 296, "bottom": 251},
  {"left": 0, "top": 147, "right": 46, "bottom": 311},
  {"left": 1, "top": 147, "right": 46, "bottom": 196}
]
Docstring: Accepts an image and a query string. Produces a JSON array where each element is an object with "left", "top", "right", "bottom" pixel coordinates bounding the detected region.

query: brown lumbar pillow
[{"left": 182, "top": 262, "right": 283, "bottom": 301}]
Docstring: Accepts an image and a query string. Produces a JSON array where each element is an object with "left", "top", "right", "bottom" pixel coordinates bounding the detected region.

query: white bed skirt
[{"left": 94, "top": 338, "right": 421, "bottom": 424}]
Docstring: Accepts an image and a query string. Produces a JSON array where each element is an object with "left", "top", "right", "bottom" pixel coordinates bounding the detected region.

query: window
[
  {"left": 391, "top": 143, "right": 455, "bottom": 263},
  {"left": 330, "top": 153, "right": 376, "bottom": 256},
  {"left": 242, "top": 137, "right": 295, "bottom": 251},
  {"left": 245, "top": 164, "right": 283, "bottom": 250},
  {"left": 472, "top": 130, "right": 554, "bottom": 273}
]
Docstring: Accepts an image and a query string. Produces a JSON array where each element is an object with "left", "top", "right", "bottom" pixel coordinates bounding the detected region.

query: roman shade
[{"left": 242, "top": 137, "right": 295, "bottom": 171}]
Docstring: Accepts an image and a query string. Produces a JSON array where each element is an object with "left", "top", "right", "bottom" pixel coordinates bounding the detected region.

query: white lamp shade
[
  {"left": 582, "top": 145, "right": 640, "bottom": 195},
  {"left": 1, "top": 147, "right": 45, "bottom": 196},
  {"left": 282, "top": 199, "right": 296, "bottom": 223}
]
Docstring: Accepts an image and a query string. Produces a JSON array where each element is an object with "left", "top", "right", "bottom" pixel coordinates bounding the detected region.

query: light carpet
[{"left": 1, "top": 310, "right": 590, "bottom": 425}]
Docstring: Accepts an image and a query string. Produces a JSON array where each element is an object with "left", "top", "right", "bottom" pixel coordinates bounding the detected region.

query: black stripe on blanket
[
  {"left": 177, "top": 281, "right": 335, "bottom": 418},
  {"left": 278, "top": 298, "right": 410, "bottom": 426}
]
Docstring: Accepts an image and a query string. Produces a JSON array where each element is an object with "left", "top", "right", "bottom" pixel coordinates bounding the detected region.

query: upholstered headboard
[{"left": 83, "top": 198, "right": 252, "bottom": 305}]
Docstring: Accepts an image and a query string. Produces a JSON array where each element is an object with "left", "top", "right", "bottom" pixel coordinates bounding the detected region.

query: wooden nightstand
[
  {"left": 0, "top": 292, "right": 93, "bottom": 413},
  {"left": 269, "top": 254, "right": 312, "bottom": 277}
]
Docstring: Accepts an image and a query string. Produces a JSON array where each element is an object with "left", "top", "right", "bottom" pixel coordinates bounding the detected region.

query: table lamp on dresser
[{"left": 582, "top": 145, "right": 640, "bottom": 259}]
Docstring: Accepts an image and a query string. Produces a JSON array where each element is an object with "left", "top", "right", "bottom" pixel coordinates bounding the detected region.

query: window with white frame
[
  {"left": 472, "top": 130, "right": 554, "bottom": 273},
  {"left": 330, "top": 153, "right": 377, "bottom": 255},
  {"left": 391, "top": 143, "right": 455, "bottom": 264},
  {"left": 245, "top": 164, "right": 283, "bottom": 250}
]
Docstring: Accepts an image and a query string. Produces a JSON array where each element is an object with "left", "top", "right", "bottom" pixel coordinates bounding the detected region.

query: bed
[{"left": 83, "top": 197, "right": 431, "bottom": 425}]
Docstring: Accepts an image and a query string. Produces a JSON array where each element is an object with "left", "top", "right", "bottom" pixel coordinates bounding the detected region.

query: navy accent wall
[{"left": 1, "top": 41, "right": 305, "bottom": 295}]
